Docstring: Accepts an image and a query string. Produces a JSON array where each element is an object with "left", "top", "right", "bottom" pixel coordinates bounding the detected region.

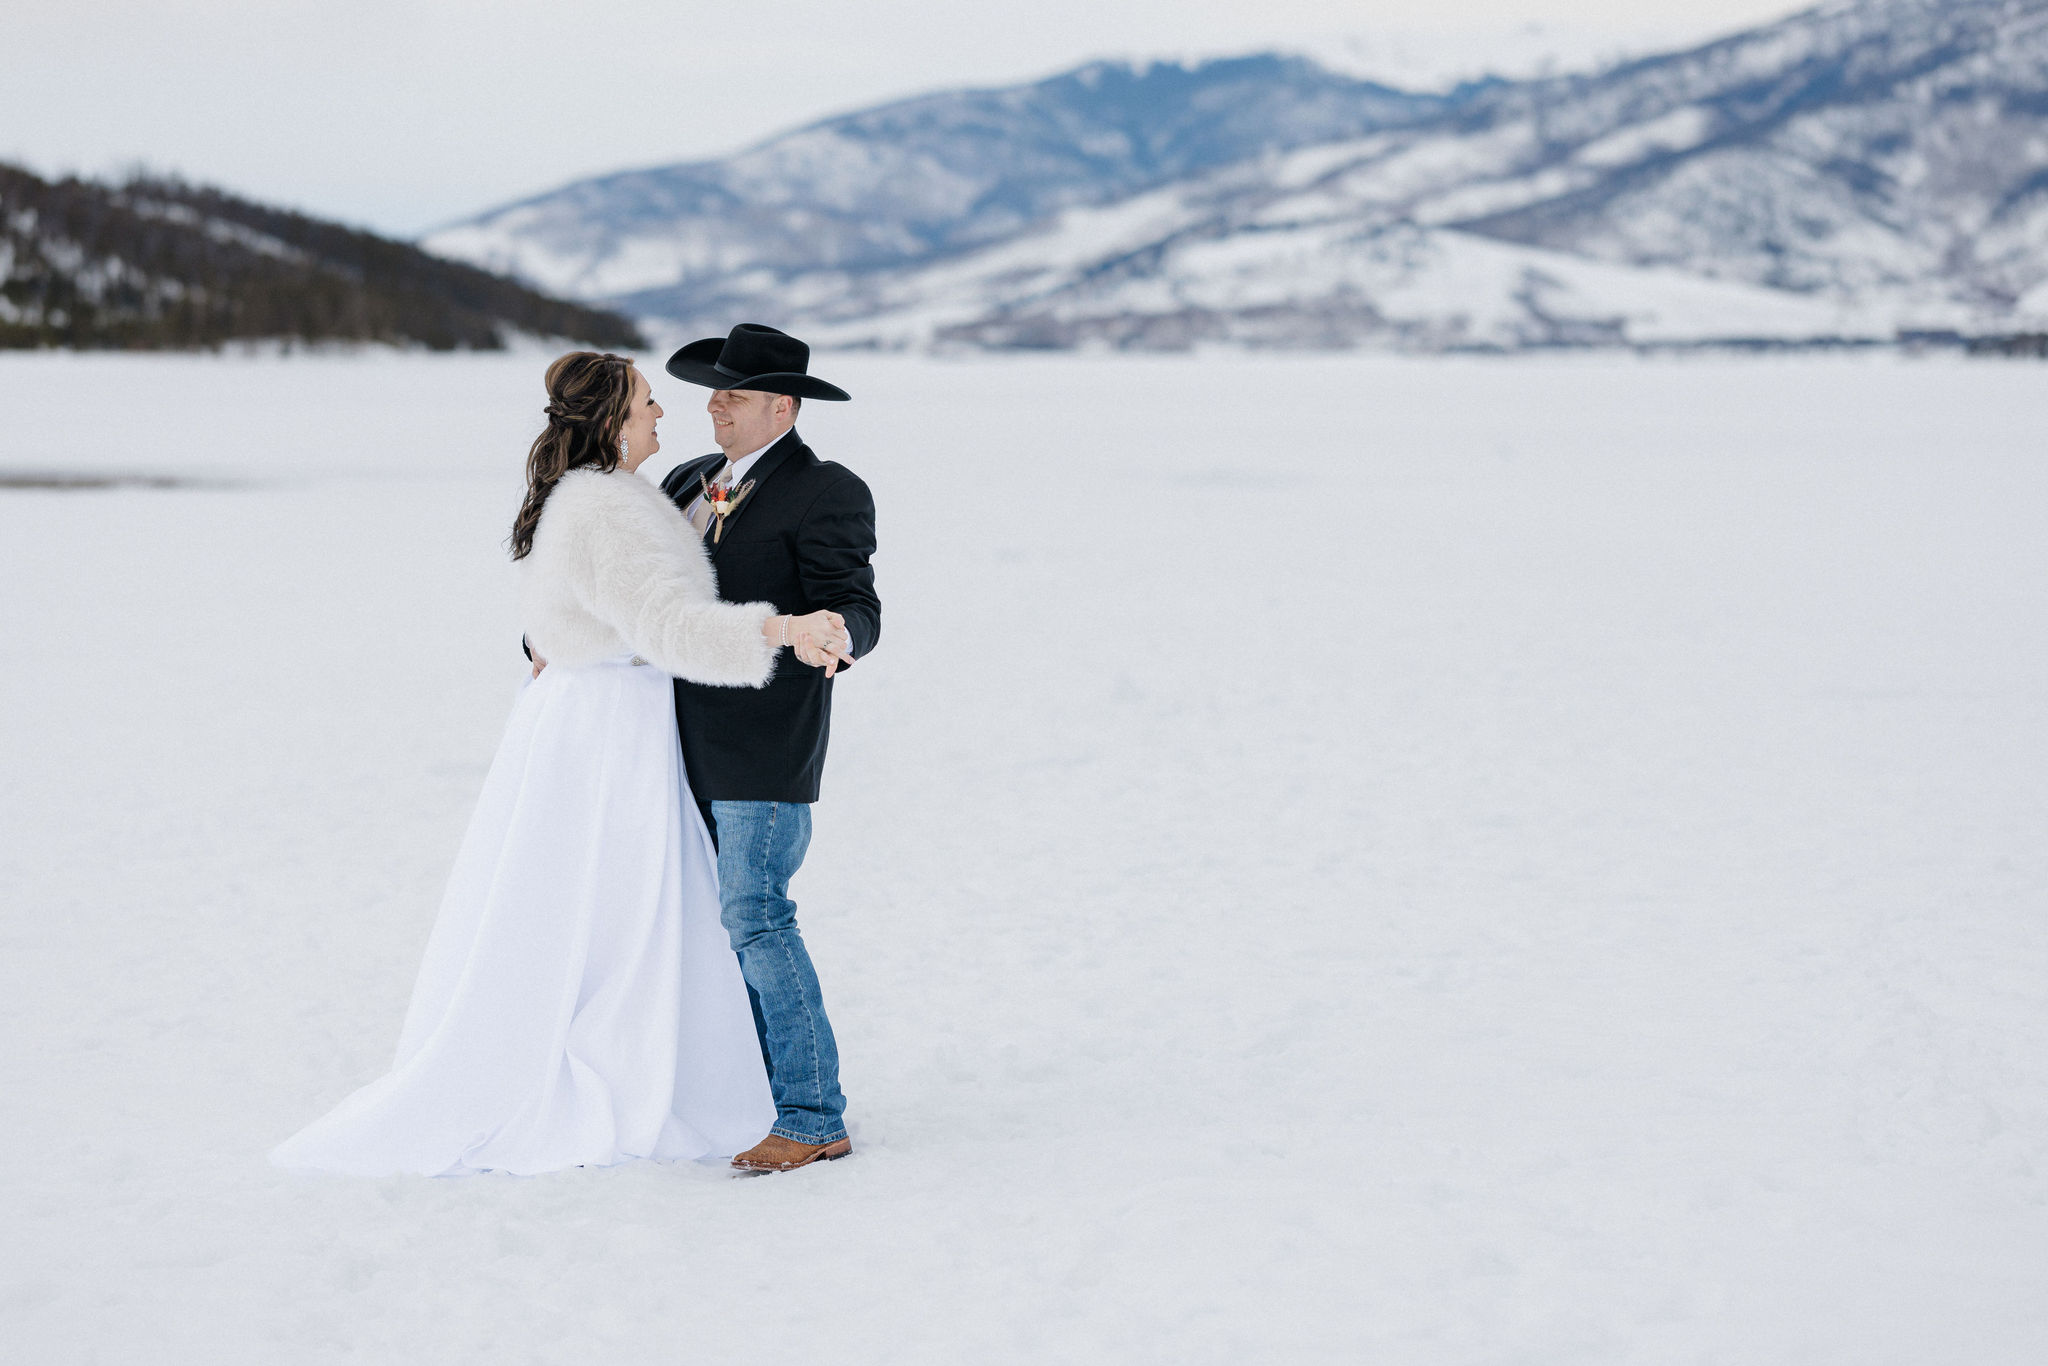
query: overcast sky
[{"left": 7, "top": 0, "right": 1813, "bottom": 238}]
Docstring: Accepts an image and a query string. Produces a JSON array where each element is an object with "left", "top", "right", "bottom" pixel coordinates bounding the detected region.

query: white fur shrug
[{"left": 518, "top": 466, "right": 778, "bottom": 687}]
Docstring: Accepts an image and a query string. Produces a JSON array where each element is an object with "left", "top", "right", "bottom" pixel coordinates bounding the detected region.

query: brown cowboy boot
[{"left": 731, "top": 1133, "right": 853, "bottom": 1173}]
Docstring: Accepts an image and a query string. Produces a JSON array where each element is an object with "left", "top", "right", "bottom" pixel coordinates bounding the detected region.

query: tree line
[{"left": 0, "top": 163, "right": 645, "bottom": 351}]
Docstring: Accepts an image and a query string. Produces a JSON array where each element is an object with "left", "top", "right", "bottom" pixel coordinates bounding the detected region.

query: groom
[{"left": 661, "top": 324, "right": 879, "bottom": 1173}]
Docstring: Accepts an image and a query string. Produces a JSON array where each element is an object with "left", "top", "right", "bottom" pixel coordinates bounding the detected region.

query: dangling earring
[{"left": 620, "top": 435, "right": 629, "bottom": 465}]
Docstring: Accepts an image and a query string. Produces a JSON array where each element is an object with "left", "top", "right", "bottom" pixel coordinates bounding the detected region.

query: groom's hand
[
  {"left": 790, "top": 611, "right": 854, "bottom": 677},
  {"left": 798, "top": 642, "right": 854, "bottom": 677},
  {"left": 531, "top": 650, "right": 548, "bottom": 679}
]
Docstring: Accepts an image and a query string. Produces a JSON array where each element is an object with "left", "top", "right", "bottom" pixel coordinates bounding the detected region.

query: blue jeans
[{"left": 707, "top": 800, "right": 847, "bottom": 1144}]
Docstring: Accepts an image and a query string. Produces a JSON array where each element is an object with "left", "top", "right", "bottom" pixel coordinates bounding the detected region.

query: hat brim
[{"left": 664, "top": 338, "right": 851, "bottom": 401}]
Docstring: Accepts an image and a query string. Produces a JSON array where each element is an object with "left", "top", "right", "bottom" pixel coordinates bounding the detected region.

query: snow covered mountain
[
  {"left": 424, "top": 0, "right": 2048, "bottom": 350},
  {"left": 425, "top": 57, "right": 1455, "bottom": 313}
]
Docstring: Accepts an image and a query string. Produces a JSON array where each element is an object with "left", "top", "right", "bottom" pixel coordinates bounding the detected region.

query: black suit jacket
[{"left": 659, "top": 428, "right": 879, "bottom": 803}]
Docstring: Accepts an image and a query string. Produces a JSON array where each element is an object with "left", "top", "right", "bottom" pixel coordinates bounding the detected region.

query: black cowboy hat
[{"left": 664, "top": 323, "right": 851, "bottom": 402}]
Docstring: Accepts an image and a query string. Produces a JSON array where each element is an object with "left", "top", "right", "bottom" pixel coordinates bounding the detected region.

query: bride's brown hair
[{"left": 509, "top": 351, "right": 636, "bottom": 560}]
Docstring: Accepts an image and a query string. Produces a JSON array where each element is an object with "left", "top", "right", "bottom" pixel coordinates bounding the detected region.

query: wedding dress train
[{"left": 271, "top": 655, "right": 774, "bottom": 1176}]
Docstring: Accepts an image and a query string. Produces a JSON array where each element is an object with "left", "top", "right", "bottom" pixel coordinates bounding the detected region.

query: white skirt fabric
[{"left": 272, "top": 656, "right": 774, "bottom": 1176}]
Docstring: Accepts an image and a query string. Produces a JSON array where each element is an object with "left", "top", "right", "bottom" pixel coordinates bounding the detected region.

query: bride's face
[{"left": 618, "top": 367, "right": 663, "bottom": 472}]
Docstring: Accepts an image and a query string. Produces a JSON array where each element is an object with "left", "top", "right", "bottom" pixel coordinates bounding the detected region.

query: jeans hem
[{"left": 771, "top": 1124, "right": 849, "bottom": 1146}]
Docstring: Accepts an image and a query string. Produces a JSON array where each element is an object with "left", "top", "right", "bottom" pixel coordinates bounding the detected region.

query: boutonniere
[{"left": 700, "top": 474, "right": 757, "bottom": 543}]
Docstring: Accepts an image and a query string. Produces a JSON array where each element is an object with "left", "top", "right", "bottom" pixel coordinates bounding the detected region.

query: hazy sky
[{"left": 8, "top": 0, "right": 1813, "bottom": 237}]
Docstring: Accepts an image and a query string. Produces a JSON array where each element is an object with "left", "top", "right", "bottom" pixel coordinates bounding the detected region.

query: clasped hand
[
  {"left": 785, "top": 610, "right": 854, "bottom": 677},
  {"left": 529, "top": 610, "right": 854, "bottom": 680}
]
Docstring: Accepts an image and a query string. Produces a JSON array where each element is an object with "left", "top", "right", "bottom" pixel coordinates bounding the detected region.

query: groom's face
[{"left": 707, "top": 388, "right": 793, "bottom": 458}]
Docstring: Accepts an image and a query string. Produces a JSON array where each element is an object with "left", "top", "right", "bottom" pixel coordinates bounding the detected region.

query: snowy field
[{"left": 3, "top": 348, "right": 2045, "bottom": 1363}]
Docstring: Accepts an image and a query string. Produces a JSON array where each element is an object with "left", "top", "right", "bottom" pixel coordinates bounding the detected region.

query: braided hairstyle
[{"left": 510, "top": 351, "right": 635, "bottom": 560}]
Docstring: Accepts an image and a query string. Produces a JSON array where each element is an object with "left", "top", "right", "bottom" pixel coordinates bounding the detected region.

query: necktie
[{"left": 691, "top": 468, "right": 731, "bottom": 539}]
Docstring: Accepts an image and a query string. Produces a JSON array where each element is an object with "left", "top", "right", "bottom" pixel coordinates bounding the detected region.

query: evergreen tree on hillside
[{"left": 0, "top": 164, "right": 645, "bottom": 351}]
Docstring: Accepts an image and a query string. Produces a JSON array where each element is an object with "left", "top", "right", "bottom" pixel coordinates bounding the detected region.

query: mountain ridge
[
  {"left": 424, "top": 0, "right": 2048, "bottom": 351},
  {"left": 426, "top": 55, "right": 1471, "bottom": 308}
]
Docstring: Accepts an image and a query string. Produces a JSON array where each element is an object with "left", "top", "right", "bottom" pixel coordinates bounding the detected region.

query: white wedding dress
[{"left": 273, "top": 466, "right": 780, "bottom": 1177}]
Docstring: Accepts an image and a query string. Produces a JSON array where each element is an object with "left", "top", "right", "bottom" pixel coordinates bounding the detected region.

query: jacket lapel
[{"left": 705, "top": 428, "right": 802, "bottom": 555}]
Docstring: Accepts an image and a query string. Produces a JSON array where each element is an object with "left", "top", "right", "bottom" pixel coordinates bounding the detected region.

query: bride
[{"left": 272, "top": 351, "right": 852, "bottom": 1177}]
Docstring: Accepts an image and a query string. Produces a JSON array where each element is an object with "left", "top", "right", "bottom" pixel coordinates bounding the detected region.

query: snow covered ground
[{"left": 3, "top": 348, "right": 2045, "bottom": 1363}]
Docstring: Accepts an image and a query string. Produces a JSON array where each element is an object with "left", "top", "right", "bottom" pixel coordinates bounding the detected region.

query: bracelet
[{"left": 780, "top": 616, "right": 790, "bottom": 648}]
